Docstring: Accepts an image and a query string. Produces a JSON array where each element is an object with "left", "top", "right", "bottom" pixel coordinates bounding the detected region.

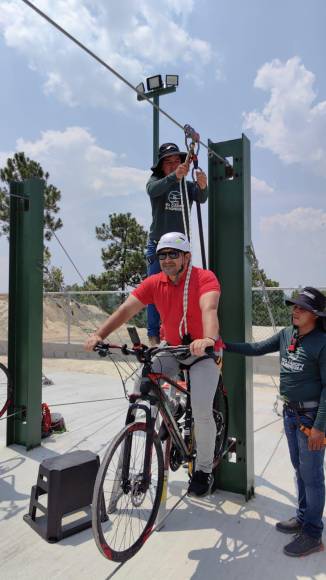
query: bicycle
[{"left": 92, "top": 331, "right": 229, "bottom": 563}]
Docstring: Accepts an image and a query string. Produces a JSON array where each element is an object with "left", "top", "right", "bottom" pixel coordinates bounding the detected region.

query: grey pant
[{"left": 134, "top": 352, "right": 221, "bottom": 473}]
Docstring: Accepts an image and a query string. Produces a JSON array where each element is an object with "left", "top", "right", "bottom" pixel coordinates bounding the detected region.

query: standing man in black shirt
[
  {"left": 225, "top": 287, "right": 326, "bottom": 557},
  {"left": 146, "top": 143, "right": 208, "bottom": 345}
]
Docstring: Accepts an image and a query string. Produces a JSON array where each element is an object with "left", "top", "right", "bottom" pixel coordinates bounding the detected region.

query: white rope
[{"left": 178, "top": 177, "right": 193, "bottom": 340}]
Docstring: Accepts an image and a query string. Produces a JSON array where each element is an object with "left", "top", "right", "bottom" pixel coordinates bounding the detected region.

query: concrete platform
[{"left": 0, "top": 371, "right": 325, "bottom": 580}]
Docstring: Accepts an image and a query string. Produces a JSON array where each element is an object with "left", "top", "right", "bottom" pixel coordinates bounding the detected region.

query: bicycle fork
[{"left": 108, "top": 401, "right": 159, "bottom": 514}]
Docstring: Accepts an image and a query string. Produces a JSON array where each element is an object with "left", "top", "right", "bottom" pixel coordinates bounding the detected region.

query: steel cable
[{"left": 21, "top": 0, "right": 228, "bottom": 166}]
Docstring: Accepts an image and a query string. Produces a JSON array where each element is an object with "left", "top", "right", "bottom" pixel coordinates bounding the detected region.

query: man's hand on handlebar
[
  {"left": 190, "top": 337, "right": 215, "bottom": 356},
  {"left": 84, "top": 333, "right": 104, "bottom": 352}
]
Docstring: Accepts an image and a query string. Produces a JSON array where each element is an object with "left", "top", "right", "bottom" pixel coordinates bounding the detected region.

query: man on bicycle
[{"left": 85, "top": 231, "right": 223, "bottom": 497}]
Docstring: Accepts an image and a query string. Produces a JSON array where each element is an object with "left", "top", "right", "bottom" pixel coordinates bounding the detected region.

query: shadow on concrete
[
  {"left": 0, "top": 457, "right": 30, "bottom": 522},
  {"left": 162, "top": 481, "right": 325, "bottom": 580}
]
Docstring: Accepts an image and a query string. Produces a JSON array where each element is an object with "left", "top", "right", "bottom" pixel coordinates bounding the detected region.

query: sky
[{"left": 0, "top": 0, "right": 325, "bottom": 291}]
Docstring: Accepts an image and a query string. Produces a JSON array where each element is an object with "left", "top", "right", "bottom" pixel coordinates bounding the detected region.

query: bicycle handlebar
[{"left": 93, "top": 341, "right": 216, "bottom": 362}]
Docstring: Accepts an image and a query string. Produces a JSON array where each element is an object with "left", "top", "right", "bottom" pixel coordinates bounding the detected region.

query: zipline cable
[
  {"left": 50, "top": 396, "right": 126, "bottom": 407},
  {"left": 52, "top": 231, "right": 87, "bottom": 285},
  {"left": 20, "top": 1, "right": 274, "bottom": 389},
  {"left": 21, "top": 0, "right": 229, "bottom": 167},
  {"left": 49, "top": 233, "right": 141, "bottom": 379}
]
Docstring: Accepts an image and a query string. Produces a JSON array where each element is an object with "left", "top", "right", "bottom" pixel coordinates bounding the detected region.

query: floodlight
[
  {"left": 166, "top": 75, "right": 179, "bottom": 87},
  {"left": 146, "top": 75, "right": 163, "bottom": 91},
  {"left": 135, "top": 82, "right": 145, "bottom": 95}
]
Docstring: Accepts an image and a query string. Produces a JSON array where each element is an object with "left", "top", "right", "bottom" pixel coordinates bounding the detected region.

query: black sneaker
[
  {"left": 283, "top": 532, "right": 324, "bottom": 557},
  {"left": 276, "top": 517, "right": 303, "bottom": 535},
  {"left": 187, "top": 470, "right": 213, "bottom": 497}
]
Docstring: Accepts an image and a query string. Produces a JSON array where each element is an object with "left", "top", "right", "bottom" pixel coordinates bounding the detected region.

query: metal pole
[
  {"left": 208, "top": 135, "right": 254, "bottom": 499},
  {"left": 153, "top": 94, "right": 159, "bottom": 166},
  {"left": 7, "top": 178, "right": 44, "bottom": 449}
]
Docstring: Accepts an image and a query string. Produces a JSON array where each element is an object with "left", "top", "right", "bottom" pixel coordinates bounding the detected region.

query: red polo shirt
[{"left": 132, "top": 266, "right": 221, "bottom": 346}]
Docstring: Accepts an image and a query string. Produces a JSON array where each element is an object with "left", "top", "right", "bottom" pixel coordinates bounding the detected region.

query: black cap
[
  {"left": 151, "top": 143, "right": 187, "bottom": 174},
  {"left": 285, "top": 286, "right": 326, "bottom": 317}
]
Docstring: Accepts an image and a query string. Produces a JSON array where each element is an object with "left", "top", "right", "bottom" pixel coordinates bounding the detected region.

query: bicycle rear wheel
[
  {"left": 0, "top": 363, "right": 12, "bottom": 418},
  {"left": 212, "top": 376, "right": 229, "bottom": 468},
  {"left": 92, "top": 421, "right": 164, "bottom": 563}
]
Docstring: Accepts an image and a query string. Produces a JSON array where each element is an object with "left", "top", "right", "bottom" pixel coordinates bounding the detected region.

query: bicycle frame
[{"left": 126, "top": 372, "right": 193, "bottom": 462}]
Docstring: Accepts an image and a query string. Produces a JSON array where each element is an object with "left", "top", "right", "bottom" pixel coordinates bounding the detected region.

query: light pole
[{"left": 136, "top": 75, "right": 179, "bottom": 166}]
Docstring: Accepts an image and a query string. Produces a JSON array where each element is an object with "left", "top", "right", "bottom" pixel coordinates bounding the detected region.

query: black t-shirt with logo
[
  {"left": 146, "top": 173, "right": 208, "bottom": 241},
  {"left": 225, "top": 327, "right": 326, "bottom": 432}
]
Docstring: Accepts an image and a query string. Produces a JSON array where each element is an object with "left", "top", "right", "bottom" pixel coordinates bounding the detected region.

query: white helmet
[{"left": 156, "top": 232, "right": 190, "bottom": 254}]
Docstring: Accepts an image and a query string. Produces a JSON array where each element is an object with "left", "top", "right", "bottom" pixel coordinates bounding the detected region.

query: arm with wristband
[{"left": 190, "top": 290, "right": 220, "bottom": 356}]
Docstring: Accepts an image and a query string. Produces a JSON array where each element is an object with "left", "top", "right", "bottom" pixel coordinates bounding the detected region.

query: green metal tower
[
  {"left": 208, "top": 134, "right": 254, "bottom": 499},
  {"left": 7, "top": 178, "right": 44, "bottom": 449}
]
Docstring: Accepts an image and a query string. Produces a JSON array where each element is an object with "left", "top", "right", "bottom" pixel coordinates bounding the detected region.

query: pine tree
[
  {"left": 91, "top": 212, "right": 148, "bottom": 293},
  {"left": 0, "top": 152, "right": 62, "bottom": 242}
]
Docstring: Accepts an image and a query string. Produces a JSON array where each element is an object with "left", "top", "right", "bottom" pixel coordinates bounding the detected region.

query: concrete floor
[{"left": 0, "top": 371, "right": 325, "bottom": 580}]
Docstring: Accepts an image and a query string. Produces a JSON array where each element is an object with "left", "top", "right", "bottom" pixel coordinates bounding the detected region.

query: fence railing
[{"left": 0, "top": 288, "right": 325, "bottom": 346}]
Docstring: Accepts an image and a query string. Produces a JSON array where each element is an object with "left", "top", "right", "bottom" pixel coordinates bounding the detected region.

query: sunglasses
[{"left": 157, "top": 250, "right": 181, "bottom": 261}]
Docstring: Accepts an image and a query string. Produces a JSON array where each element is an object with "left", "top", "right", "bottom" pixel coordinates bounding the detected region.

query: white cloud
[
  {"left": 15, "top": 127, "right": 149, "bottom": 201},
  {"left": 261, "top": 207, "right": 326, "bottom": 232},
  {"left": 0, "top": 0, "right": 214, "bottom": 109},
  {"left": 258, "top": 207, "right": 326, "bottom": 287},
  {"left": 244, "top": 57, "right": 326, "bottom": 176},
  {"left": 251, "top": 176, "right": 274, "bottom": 195},
  {"left": 0, "top": 126, "right": 151, "bottom": 288}
]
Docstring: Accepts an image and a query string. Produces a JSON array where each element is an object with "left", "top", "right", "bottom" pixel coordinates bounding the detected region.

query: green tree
[
  {"left": 252, "top": 267, "right": 290, "bottom": 326},
  {"left": 43, "top": 264, "right": 65, "bottom": 292},
  {"left": 0, "top": 152, "right": 63, "bottom": 242},
  {"left": 93, "top": 212, "right": 148, "bottom": 293},
  {"left": 252, "top": 267, "right": 279, "bottom": 288},
  {"left": 0, "top": 152, "right": 64, "bottom": 289}
]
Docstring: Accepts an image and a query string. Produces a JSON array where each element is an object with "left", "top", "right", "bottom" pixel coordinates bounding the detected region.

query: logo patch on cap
[{"left": 303, "top": 290, "right": 315, "bottom": 300}]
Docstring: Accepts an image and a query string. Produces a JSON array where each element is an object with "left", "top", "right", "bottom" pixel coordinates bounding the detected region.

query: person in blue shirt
[{"left": 225, "top": 287, "right": 326, "bottom": 558}]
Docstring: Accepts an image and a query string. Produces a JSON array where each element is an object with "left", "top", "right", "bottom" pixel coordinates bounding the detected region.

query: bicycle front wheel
[{"left": 92, "top": 421, "right": 164, "bottom": 563}]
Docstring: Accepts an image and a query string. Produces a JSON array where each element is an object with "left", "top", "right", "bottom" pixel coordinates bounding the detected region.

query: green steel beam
[
  {"left": 208, "top": 134, "right": 254, "bottom": 499},
  {"left": 7, "top": 178, "right": 44, "bottom": 449}
]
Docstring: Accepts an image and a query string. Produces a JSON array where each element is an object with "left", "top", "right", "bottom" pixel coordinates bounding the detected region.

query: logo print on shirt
[{"left": 165, "top": 190, "right": 182, "bottom": 212}]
